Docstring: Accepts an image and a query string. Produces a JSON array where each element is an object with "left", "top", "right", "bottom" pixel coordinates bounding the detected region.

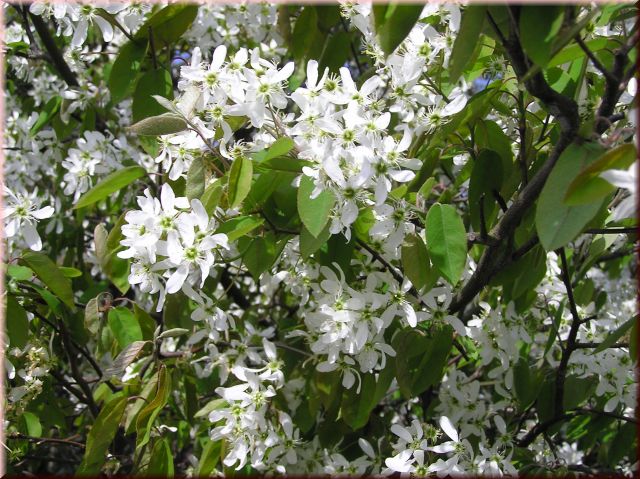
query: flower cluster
[{"left": 118, "top": 184, "right": 229, "bottom": 311}]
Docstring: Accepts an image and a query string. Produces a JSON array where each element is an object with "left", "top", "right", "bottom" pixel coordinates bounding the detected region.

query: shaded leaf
[
  {"left": 77, "top": 395, "right": 128, "bottom": 475},
  {"left": 7, "top": 295, "right": 29, "bottom": 349},
  {"left": 375, "top": 5, "right": 424, "bottom": 56},
  {"left": 425, "top": 203, "right": 467, "bottom": 285},
  {"left": 21, "top": 251, "right": 75, "bottom": 309},
  {"left": 536, "top": 142, "right": 607, "bottom": 251},
  {"left": 74, "top": 166, "right": 146, "bottom": 209},
  {"left": 297, "top": 175, "right": 335, "bottom": 237},
  {"left": 449, "top": 6, "right": 486, "bottom": 81},
  {"left": 227, "top": 156, "right": 253, "bottom": 209}
]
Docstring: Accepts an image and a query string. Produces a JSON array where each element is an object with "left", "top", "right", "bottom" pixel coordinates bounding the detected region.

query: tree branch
[
  {"left": 449, "top": 14, "right": 580, "bottom": 315},
  {"left": 28, "top": 13, "right": 79, "bottom": 87}
]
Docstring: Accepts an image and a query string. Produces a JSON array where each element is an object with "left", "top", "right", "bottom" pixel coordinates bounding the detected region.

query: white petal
[
  {"left": 391, "top": 424, "right": 414, "bottom": 443},
  {"left": 439, "top": 416, "right": 459, "bottom": 442},
  {"left": 32, "top": 206, "right": 54, "bottom": 219}
]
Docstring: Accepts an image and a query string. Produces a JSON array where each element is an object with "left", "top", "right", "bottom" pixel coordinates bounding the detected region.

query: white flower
[
  {"left": 3, "top": 187, "right": 54, "bottom": 251},
  {"left": 600, "top": 162, "right": 637, "bottom": 221}
]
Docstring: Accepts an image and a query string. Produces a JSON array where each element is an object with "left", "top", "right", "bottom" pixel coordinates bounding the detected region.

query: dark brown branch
[
  {"left": 8, "top": 433, "right": 85, "bottom": 449},
  {"left": 576, "top": 36, "right": 617, "bottom": 84},
  {"left": 28, "top": 12, "right": 79, "bottom": 87},
  {"left": 595, "top": 31, "right": 638, "bottom": 134},
  {"left": 573, "top": 341, "right": 628, "bottom": 349},
  {"left": 449, "top": 14, "right": 580, "bottom": 315},
  {"left": 575, "top": 407, "right": 638, "bottom": 425},
  {"left": 554, "top": 248, "right": 581, "bottom": 418},
  {"left": 220, "top": 269, "right": 250, "bottom": 309},
  {"left": 58, "top": 318, "right": 99, "bottom": 418}
]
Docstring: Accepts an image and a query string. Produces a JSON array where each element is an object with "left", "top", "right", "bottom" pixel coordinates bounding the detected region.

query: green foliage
[
  {"left": 6, "top": 295, "right": 29, "bottom": 349},
  {"left": 393, "top": 327, "right": 453, "bottom": 398},
  {"left": 108, "top": 41, "right": 147, "bottom": 104},
  {"left": 401, "top": 234, "right": 434, "bottom": 291},
  {"left": 77, "top": 395, "right": 128, "bottom": 475},
  {"left": 449, "top": 6, "right": 486, "bottom": 81},
  {"left": 297, "top": 175, "right": 335, "bottom": 238},
  {"left": 519, "top": 6, "right": 565, "bottom": 67},
  {"left": 536, "top": 143, "right": 608, "bottom": 251},
  {"left": 132, "top": 69, "right": 174, "bottom": 123},
  {"left": 74, "top": 166, "right": 147, "bottom": 209},
  {"left": 20, "top": 251, "right": 75, "bottom": 309},
  {"left": 425, "top": 203, "right": 467, "bottom": 286},
  {"left": 227, "top": 155, "right": 253, "bottom": 209},
  {"left": 374, "top": 5, "right": 424, "bottom": 56},
  {"left": 128, "top": 113, "right": 189, "bottom": 136}
]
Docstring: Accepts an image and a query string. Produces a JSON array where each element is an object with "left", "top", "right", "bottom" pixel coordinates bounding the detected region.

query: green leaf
[
  {"left": 124, "top": 371, "right": 159, "bottom": 433},
  {"left": 401, "top": 234, "right": 433, "bottom": 291},
  {"left": 374, "top": 5, "right": 424, "bottom": 56},
  {"left": 510, "top": 246, "right": 547, "bottom": 300},
  {"left": 418, "top": 177, "right": 437, "bottom": 199},
  {"left": 243, "top": 233, "right": 278, "bottom": 280},
  {"left": 107, "top": 307, "right": 143, "bottom": 352},
  {"left": 227, "top": 156, "right": 253, "bottom": 209},
  {"left": 264, "top": 137, "right": 295, "bottom": 161},
  {"left": 6, "top": 295, "right": 29, "bottom": 349},
  {"left": 548, "top": 37, "right": 610, "bottom": 68},
  {"left": 341, "top": 363, "right": 394, "bottom": 430},
  {"left": 214, "top": 215, "right": 264, "bottom": 242},
  {"left": 134, "top": 4, "right": 199, "bottom": 44},
  {"left": 6, "top": 264, "right": 33, "bottom": 281},
  {"left": 74, "top": 166, "right": 146, "bottom": 209},
  {"left": 425, "top": 203, "right": 467, "bottom": 285},
  {"left": 255, "top": 156, "right": 310, "bottom": 173},
  {"left": 449, "top": 6, "right": 486, "bottom": 81},
  {"left": 59, "top": 266, "right": 82, "bottom": 278},
  {"left": 108, "top": 41, "right": 146, "bottom": 104},
  {"left": 132, "top": 69, "right": 174, "bottom": 123},
  {"left": 319, "top": 31, "right": 352, "bottom": 73},
  {"left": 594, "top": 316, "right": 636, "bottom": 354},
  {"left": 300, "top": 223, "right": 331, "bottom": 259},
  {"left": 535, "top": 142, "right": 607, "bottom": 251},
  {"left": 513, "top": 357, "right": 541, "bottom": 409},
  {"left": 563, "top": 375, "right": 597, "bottom": 409},
  {"left": 186, "top": 157, "right": 205, "bottom": 201},
  {"left": 77, "top": 394, "right": 128, "bottom": 475},
  {"left": 196, "top": 441, "right": 222, "bottom": 476},
  {"left": 21, "top": 412, "right": 42, "bottom": 437},
  {"left": 297, "top": 175, "right": 335, "bottom": 237},
  {"left": 30, "top": 96, "right": 62, "bottom": 135},
  {"left": 565, "top": 143, "right": 637, "bottom": 205},
  {"left": 136, "top": 364, "right": 171, "bottom": 451},
  {"left": 291, "top": 7, "right": 318, "bottom": 61},
  {"left": 128, "top": 113, "right": 188, "bottom": 136},
  {"left": 394, "top": 327, "right": 453, "bottom": 398},
  {"left": 468, "top": 149, "right": 503, "bottom": 232},
  {"left": 519, "top": 6, "right": 565, "bottom": 67},
  {"left": 194, "top": 398, "right": 226, "bottom": 419},
  {"left": 20, "top": 251, "right": 75, "bottom": 309},
  {"left": 146, "top": 438, "right": 174, "bottom": 476},
  {"left": 201, "top": 180, "right": 223, "bottom": 215}
]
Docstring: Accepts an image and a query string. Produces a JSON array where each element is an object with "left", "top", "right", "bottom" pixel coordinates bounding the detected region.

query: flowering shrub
[{"left": 3, "top": 1, "right": 638, "bottom": 476}]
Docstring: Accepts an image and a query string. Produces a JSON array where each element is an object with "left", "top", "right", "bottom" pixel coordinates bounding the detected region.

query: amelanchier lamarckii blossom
[{"left": 3, "top": 1, "right": 637, "bottom": 476}]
